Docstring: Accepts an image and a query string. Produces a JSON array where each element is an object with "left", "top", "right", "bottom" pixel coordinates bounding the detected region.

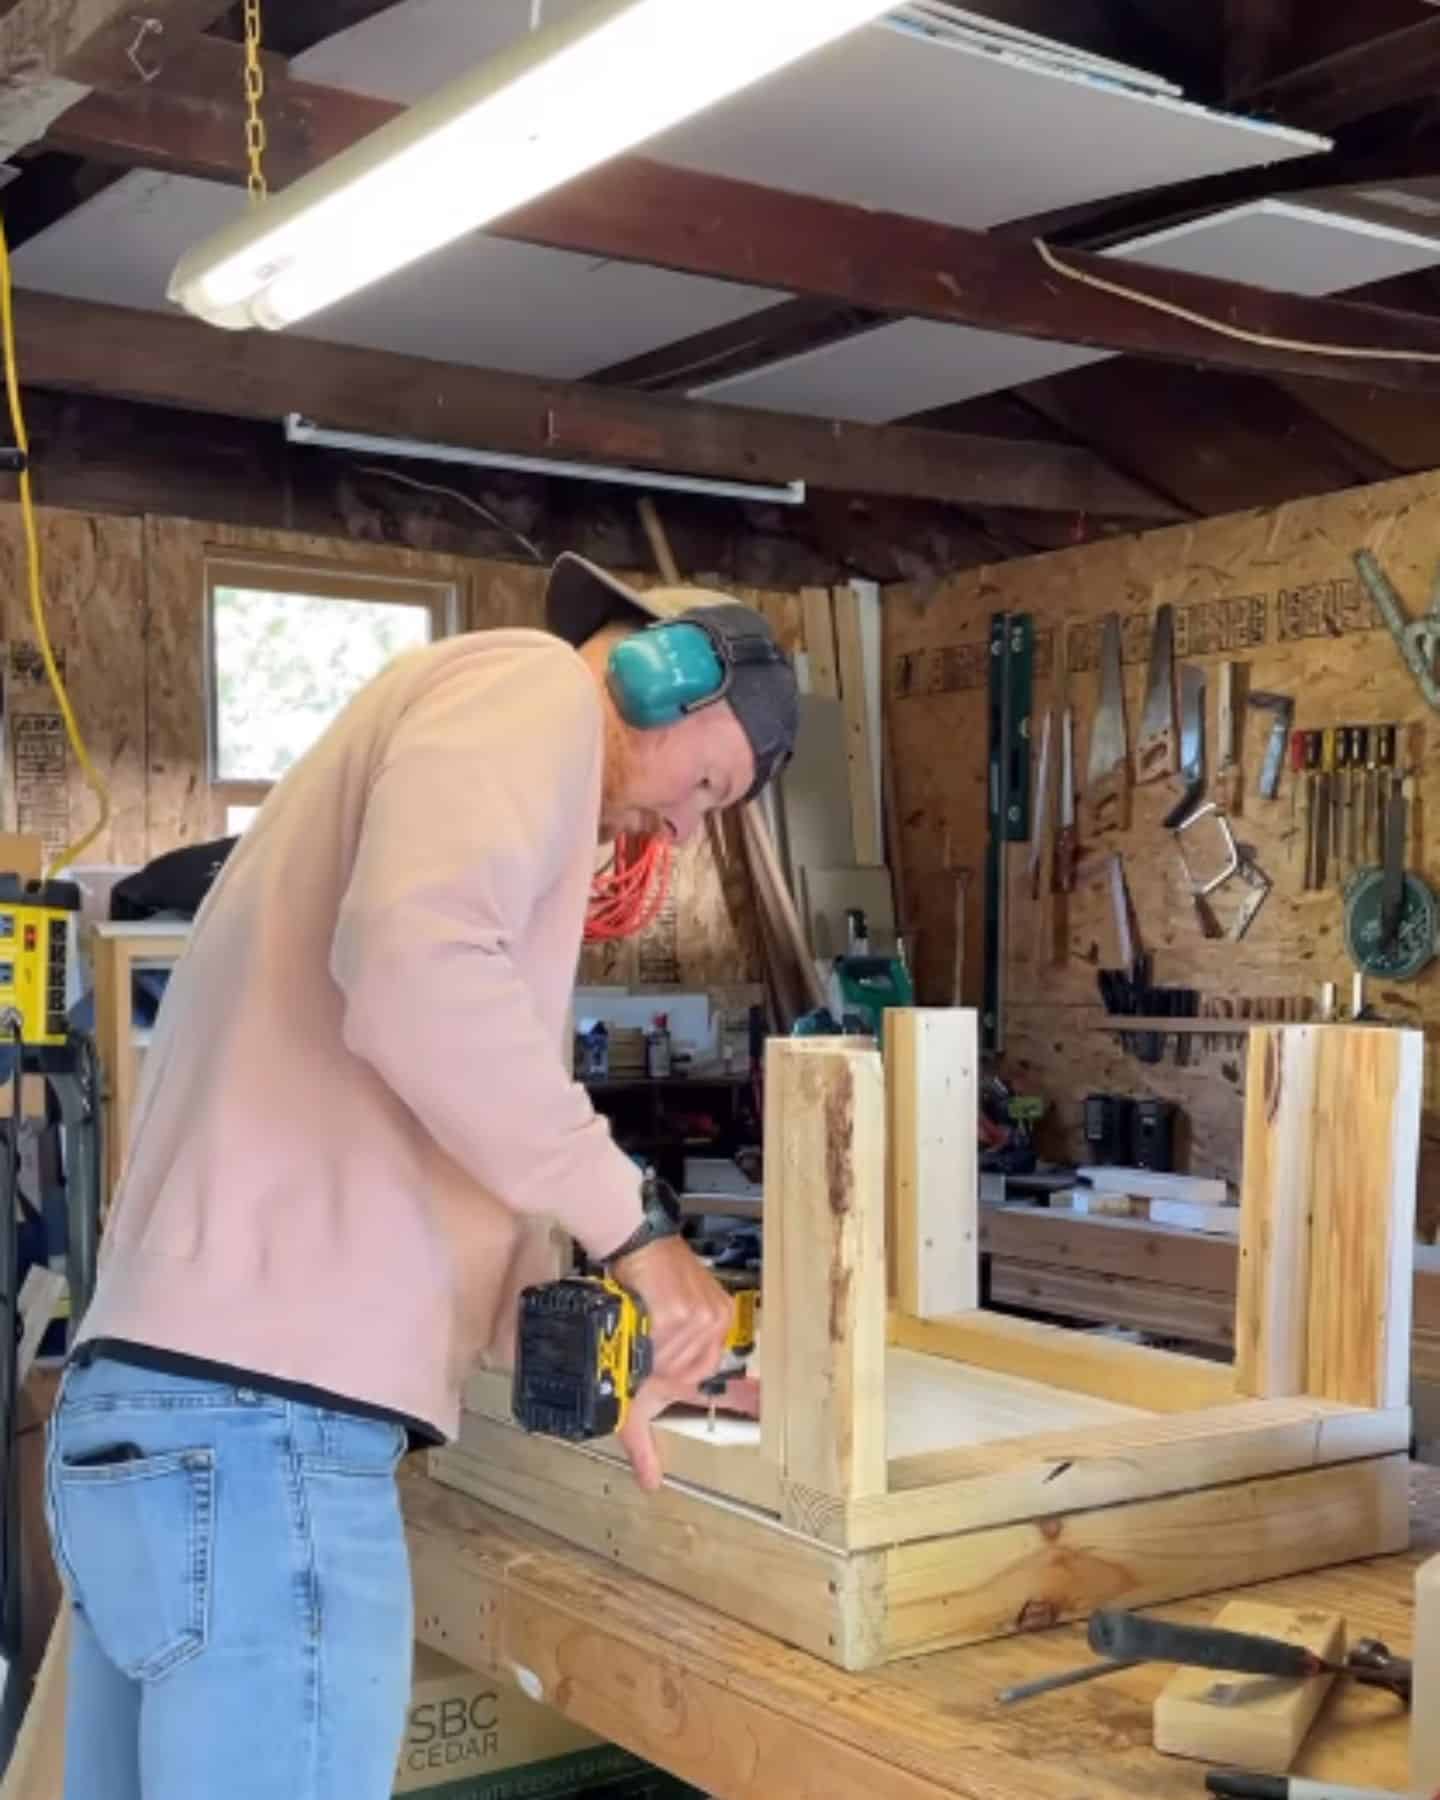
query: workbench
[{"left": 403, "top": 1462, "right": 1440, "bottom": 1800}]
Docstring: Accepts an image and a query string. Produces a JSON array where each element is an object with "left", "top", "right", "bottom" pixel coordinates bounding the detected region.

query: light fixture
[
  {"left": 168, "top": 0, "right": 892, "bottom": 331},
  {"left": 283, "top": 414, "right": 807, "bottom": 505}
]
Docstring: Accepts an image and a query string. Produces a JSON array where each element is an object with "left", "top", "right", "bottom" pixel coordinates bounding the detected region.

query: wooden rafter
[
  {"left": 1236, "top": 16, "right": 1440, "bottom": 132},
  {"left": 5, "top": 288, "right": 1180, "bottom": 519},
  {"left": 39, "top": 62, "right": 1440, "bottom": 394}
]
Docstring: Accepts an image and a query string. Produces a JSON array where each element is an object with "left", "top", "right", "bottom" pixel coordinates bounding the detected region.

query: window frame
[{"left": 203, "top": 553, "right": 460, "bottom": 799}]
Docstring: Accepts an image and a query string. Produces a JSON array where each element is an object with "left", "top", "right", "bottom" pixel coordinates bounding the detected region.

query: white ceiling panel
[
  {"left": 691, "top": 200, "right": 1440, "bottom": 421},
  {"left": 294, "top": 3, "right": 1325, "bottom": 231},
  {"left": 1112, "top": 199, "right": 1440, "bottom": 294},
  {"left": 650, "top": 19, "right": 1326, "bottom": 230},
  {"left": 10, "top": 171, "right": 782, "bottom": 379},
  {"left": 691, "top": 320, "right": 1104, "bottom": 423}
]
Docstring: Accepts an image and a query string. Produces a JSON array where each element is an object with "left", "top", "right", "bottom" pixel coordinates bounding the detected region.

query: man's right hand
[{"left": 609, "top": 1235, "right": 732, "bottom": 1492}]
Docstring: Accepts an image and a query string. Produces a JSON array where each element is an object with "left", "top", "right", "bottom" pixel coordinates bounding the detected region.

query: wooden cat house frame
[{"left": 431, "top": 1014, "right": 1418, "bottom": 1671}]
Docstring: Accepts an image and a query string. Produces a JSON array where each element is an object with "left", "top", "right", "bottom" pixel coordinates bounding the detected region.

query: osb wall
[
  {"left": 0, "top": 503, "right": 807, "bottom": 989},
  {"left": 886, "top": 466, "right": 1440, "bottom": 1231}
]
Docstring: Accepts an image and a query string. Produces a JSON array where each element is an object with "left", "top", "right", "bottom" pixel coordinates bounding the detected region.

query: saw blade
[{"left": 1135, "top": 604, "right": 1176, "bottom": 785}]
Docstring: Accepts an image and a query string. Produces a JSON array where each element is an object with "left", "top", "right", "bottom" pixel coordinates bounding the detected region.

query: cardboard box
[{"left": 396, "top": 1645, "right": 703, "bottom": 1800}]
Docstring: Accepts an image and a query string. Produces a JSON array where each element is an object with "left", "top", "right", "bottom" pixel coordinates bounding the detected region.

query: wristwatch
[{"left": 602, "top": 1173, "right": 682, "bottom": 1266}]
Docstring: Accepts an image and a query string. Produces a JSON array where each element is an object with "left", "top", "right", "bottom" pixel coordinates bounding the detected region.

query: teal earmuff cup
[{"left": 607, "top": 622, "right": 728, "bottom": 730}]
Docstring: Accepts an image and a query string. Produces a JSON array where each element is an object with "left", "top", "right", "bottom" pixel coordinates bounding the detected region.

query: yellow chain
[{"left": 242, "top": 0, "right": 267, "bottom": 204}]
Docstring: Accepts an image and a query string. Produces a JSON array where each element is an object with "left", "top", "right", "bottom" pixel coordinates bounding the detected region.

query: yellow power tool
[{"left": 511, "top": 1274, "right": 756, "bottom": 1443}]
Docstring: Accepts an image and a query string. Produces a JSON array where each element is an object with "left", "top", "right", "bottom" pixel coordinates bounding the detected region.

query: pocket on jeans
[{"left": 50, "top": 1448, "right": 215, "bottom": 1681}]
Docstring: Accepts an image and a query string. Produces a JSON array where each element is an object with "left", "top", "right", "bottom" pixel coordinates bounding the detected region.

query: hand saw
[
  {"left": 1134, "top": 604, "right": 1176, "bottom": 786},
  {"left": 1085, "top": 613, "right": 1129, "bottom": 833}
]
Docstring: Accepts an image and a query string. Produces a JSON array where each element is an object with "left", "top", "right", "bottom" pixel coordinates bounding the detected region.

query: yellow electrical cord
[{"left": 0, "top": 212, "right": 111, "bottom": 877}]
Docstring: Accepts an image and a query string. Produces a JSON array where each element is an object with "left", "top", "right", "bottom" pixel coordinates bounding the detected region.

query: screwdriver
[
  {"left": 1354, "top": 726, "right": 1372, "bottom": 867},
  {"left": 1375, "top": 724, "right": 1397, "bottom": 864},
  {"left": 1289, "top": 729, "right": 1305, "bottom": 836}
]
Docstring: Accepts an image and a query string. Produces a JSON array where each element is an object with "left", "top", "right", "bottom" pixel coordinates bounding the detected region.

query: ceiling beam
[
  {"left": 1235, "top": 17, "right": 1440, "bottom": 132},
  {"left": 42, "top": 69, "right": 1440, "bottom": 394},
  {"left": 5, "top": 288, "right": 1180, "bottom": 521},
  {"left": 0, "top": 0, "right": 235, "bottom": 157}
]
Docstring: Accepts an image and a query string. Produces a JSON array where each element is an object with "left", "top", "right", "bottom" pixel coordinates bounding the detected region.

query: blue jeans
[{"left": 44, "top": 1359, "right": 414, "bottom": 1799}]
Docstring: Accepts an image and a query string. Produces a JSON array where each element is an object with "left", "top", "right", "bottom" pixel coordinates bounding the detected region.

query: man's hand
[{"left": 609, "top": 1236, "right": 732, "bottom": 1491}]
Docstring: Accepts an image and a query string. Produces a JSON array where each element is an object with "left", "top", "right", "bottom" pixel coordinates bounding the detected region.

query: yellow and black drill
[{"left": 512, "top": 1271, "right": 756, "bottom": 1442}]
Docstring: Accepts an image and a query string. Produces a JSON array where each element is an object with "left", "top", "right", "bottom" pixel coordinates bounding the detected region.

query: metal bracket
[{"left": 126, "top": 16, "right": 163, "bottom": 82}]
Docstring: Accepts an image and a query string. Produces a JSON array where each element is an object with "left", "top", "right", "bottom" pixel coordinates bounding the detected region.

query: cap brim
[{"left": 545, "top": 553, "right": 665, "bottom": 646}]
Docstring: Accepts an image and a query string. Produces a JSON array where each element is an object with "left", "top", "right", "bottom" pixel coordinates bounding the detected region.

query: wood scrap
[{"left": 1153, "top": 1601, "right": 1344, "bottom": 1774}]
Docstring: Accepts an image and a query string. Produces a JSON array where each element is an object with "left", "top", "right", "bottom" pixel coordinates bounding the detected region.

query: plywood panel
[
  {"left": 885, "top": 466, "right": 1440, "bottom": 1228},
  {"left": 0, "top": 505, "right": 146, "bottom": 867}
]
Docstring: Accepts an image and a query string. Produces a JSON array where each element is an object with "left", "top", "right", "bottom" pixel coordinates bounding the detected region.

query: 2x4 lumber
[
  {"left": 460, "top": 1371, "right": 782, "bottom": 1515},
  {"left": 7, "top": 289, "right": 1166, "bottom": 520},
  {"left": 800, "top": 587, "right": 839, "bottom": 702},
  {"left": 1306, "top": 1027, "right": 1420, "bottom": 1409},
  {"left": 429, "top": 1421, "right": 885, "bottom": 1670},
  {"left": 885, "top": 1010, "right": 979, "bottom": 1318},
  {"left": 403, "top": 1472, "right": 1046, "bottom": 1800},
  {"left": 765, "top": 1039, "right": 887, "bottom": 1510},
  {"left": 889, "top": 1310, "right": 1235, "bottom": 1413},
  {"left": 1153, "top": 1601, "right": 1345, "bottom": 1774},
  {"left": 811, "top": 1400, "right": 1410, "bottom": 1553},
  {"left": 982, "top": 1202, "right": 1239, "bottom": 1294},
  {"left": 881, "top": 1454, "right": 1409, "bottom": 1659},
  {"left": 1237, "top": 1025, "right": 1421, "bottom": 1408},
  {"left": 988, "top": 1259, "right": 1238, "bottom": 1351},
  {"left": 833, "top": 584, "right": 883, "bottom": 869},
  {"left": 42, "top": 73, "right": 1440, "bottom": 396},
  {"left": 1237, "top": 1026, "right": 1320, "bottom": 1398}
]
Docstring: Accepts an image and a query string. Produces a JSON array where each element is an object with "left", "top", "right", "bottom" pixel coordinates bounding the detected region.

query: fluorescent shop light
[
  {"left": 282, "top": 413, "right": 808, "bottom": 504},
  {"left": 169, "top": 0, "right": 891, "bottom": 331}
]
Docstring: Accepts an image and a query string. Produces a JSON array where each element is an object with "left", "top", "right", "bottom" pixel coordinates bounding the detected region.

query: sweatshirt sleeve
[{"left": 328, "top": 639, "right": 643, "bottom": 1261}]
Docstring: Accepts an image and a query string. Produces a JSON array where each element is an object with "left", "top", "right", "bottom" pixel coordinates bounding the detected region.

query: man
[{"left": 45, "top": 553, "right": 798, "bottom": 1800}]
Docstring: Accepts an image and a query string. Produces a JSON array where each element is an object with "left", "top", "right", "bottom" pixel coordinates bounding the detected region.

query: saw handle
[{"left": 1087, "top": 1611, "right": 1319, "bottom": 1680}]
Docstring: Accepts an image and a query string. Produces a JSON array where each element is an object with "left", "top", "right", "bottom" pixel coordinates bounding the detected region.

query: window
[{"left": 205, "top": 557, "right": 459, "bottom": 789}]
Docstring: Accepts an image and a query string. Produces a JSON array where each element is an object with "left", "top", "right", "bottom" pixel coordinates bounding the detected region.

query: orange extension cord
[{"left": 584, "top": 832, "right": 674, "bottom": 942}]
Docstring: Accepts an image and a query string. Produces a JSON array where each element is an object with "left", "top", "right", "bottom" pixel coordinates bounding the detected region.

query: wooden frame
[
  {"left": 431, "top": 1016, "right": 1418, "bottom": 1671},
  {"left": 202, "top": 550, "right": 461, "bottom": 792}
]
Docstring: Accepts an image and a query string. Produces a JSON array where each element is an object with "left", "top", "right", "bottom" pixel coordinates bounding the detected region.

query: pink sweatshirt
[{"left": 77, "top": 629, "right": 645, "bottom": 1439}]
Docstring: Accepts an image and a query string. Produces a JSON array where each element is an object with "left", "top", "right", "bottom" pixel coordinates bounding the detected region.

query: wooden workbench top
[{"left": 403, "top": 1463, "right": 1440, "bottom": 1800}]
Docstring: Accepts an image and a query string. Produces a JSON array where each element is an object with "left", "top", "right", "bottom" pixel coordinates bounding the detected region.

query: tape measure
[{"left": 512, "top": 1276, "right": 757, "bottom": 1442}]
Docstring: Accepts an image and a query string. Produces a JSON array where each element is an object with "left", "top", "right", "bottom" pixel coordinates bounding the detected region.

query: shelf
[{"left": 1093, "top": 1016, "right": 1326, "bottom": 1034}]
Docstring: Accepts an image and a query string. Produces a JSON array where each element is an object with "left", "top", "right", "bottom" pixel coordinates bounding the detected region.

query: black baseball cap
[{"left": 545, "top": 552, "right": 798, "bottom": 801}]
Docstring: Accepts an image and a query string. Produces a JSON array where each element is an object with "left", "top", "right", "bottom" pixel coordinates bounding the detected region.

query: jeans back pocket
[{"left": 49, "top": 1448, "right": 215, "bottom": 1681}]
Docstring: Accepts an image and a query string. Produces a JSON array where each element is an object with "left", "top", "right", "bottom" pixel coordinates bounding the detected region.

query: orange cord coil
[{"left": 585, "top": 832, "right": 674, "bottom": 942}]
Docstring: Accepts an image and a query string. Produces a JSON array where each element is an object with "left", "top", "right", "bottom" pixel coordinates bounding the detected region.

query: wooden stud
[
  {"left": 1238, "top": 1025, "right": 1422, "bottom": 1408},
  {"left": 881, "top": 1455, "right": 1408, "bottom": 1659},
  {"left": 833, "top": 585, "right": 882, "bottom": 869},
  {"left": 766, "top": 1039, "right": 887, "bottom": 1511},
  {"left": 1153, "top": 1601, "right": 1345, "bottom": 1774},
  {"left": 1305, "top": 1026, "right": 1421, "bottom": 1408},
  {"left": 801, "top": 588, "right": 839, "bottom": 702},
  {"left": 1236, "top": 1025, "right": 1320, "bottom": 1397},
  {"left": 885, "top": 1009, "right": 978, "bottom": 1319},
  {"left": 430, "top": 1423, "right": 884, "bottom": 1669},
  {"left": 889, "top": 1311, "right": 1234, "bottom": 1413}
]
